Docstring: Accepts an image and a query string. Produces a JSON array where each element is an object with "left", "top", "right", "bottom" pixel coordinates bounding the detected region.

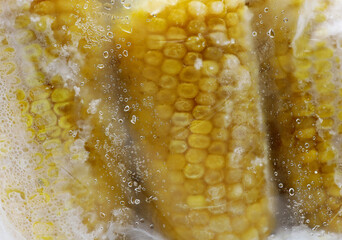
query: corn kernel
[
  {"left": 169, "top": 140, "right": 188, "bottom": 153},
  {"left": 188, "top": 134, "right": 211, "bottom": 149},
  {"left": 155, "top": 105, "right": 173, "bottom": 119},
  {"left": 184, "top": 52, "right": 202, "bottom": 66},
  {"left": 184, "top": 163, "right": 205, "bottom": 179},
  {"left": 186, "top": 195, "right": 207, "bottom": 208},
  {"left": 177, "top": 83, "right": 199, "bottom": 98},
  {"left": 205, "top": 169, "right": 224, "bottom": 185},
  {"left": 295, "top": 128, "right": 316, "bottom": 139},
  {"left": 31, "top": 99, "right": 51, "bottom": 114},
  {"left": 168, "top": 9, "right": 188, "bottom": 26},
  {"left": 53, "top": 102, "right": 73, "bottom": 116},
  {"left": 188, "top": 1, "right": 208, "bottom": 18},
  {"left": 15, "top": 15, "right": 31, "bottom": 28},
  {"left": 163, "top": 43, "right": 187, "bottom": 59},
  {"left": 188, "top": 210, "right": 210, "bottom": 225},
  {"left": 207, "top": 183, "right": 226, "bottom": 200},
  {"left": 156, "top": 89, "right": 176, "bottom": 104},
  {"left": 185, "top": 36, "right": 206, "bottom": 52},
  {"left": 209, "top": 215, "right": 231, "bottom": 233},
  {"left": 209, "top": 141, "right": 227, "bottom": 155},
  {"left": 29, "top": 86, "right": 51, "bottom": 101},
  {"left": 199, "top": 77, "right": 218, "bottom": 92},
  {"left": 201, "top": 60, "right": 220, "bottom": 76},
  {"left": 172, "top": 112, "right": 193, "bottom": 127},
  {"left": 217, "top": 233, "right": 239, "bottom": 240},
  {"left": 175, "top": 98, "right": 195, "bottom": 112},
  {"left": 168, "top": 171, "right": 185, "bottom": 184},
  {"left": 167, "top": 154, "right": 186, "bottom": 170},
  {"left": 142, "top": 66, "right": 161, "bottom": 81},
  {"left": 51, "top": 88, "right": 73, "bottom": 103},
  {"left": 203, "top": 47, "right": 223, "bottom": 61},
  {"left": 226, "top": 183, "right": 243, "bottom": 200},
  {"left": 209, "top": 1, "right": 225, "bottom": 16},
  {"left": 166, "top": 27, "right": 187, "bottom": 40},
  {"left": 190, "top": 120, "right": 213, "bottom": 134},
  {"left": 34, "top": 110, "right": 57, "bottom": 129},
  {"left": 147, "top": 35, "right": 166, "bottom": 50},
  {"left": 193, "top": 105, "right": 212, "bottom": 119},
  {"left": 196, "top": 92, "right": 216, "bottom": 105},
  {"left": 180, "top": 67, "right": 201, "bottom": 83},
  {"left": 185, "top": 148, "right": 207, "bottom": 164},
  {"left": 185, "top": 179, "right": 206, "bottom": 194},
  {"left": 147, "top": 18, "right": 167, "bottom": 33},
  {"left": 205, "top": 154, "right": 225, "bottom": 169},
  {"left": 170, "top": 126, "right": 190, "bottom": 140},
  {"left": 162, "top": 59, "right": 183, "bottom": 75},
  {"left": 209, "top": 32, "right": 229, "bottom": 47},
  {"left": 241, "top": 228, "right": 259, "bottom": 240},
  {"left": 159, "top": 75, "right": 178, "bottom": 89},
  {"left": 144, "top": 51, "right": 163, "bottom": 66}
]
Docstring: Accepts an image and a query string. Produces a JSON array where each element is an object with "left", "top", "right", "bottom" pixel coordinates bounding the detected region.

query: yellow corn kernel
[
  {"left": 163, "top": 43, "right": 187, "bottom": 59},
  {"left": 184, "top": 163, "right": 205, "bottom": 179},
  {"left": 185, "top": 36, "right": 207, "bottom": 52},
  {"left": 180, "top": 66, "right": 201, "bottom": 82},
  {"left": 169, "top": 140, "right": 188, "bottom": 153},
  {"left": 185, "top": 148, "right": 207, "bottom": 164},
  {"left": 147, "top": 18, "right": 167, "bottom": 33},
  {"left": 53, "top": 102, "right": 73, "bottom": 116},
  {"left": 205, "top": 154, "right": 225, "bottom": 169},
  {"left": 188, "top": 134, "right": 211, "bottom": 149},
  {"left": 177, "top": 83, "right": 199, "bottom": 98},
  {"left": 31, "top": 99, "right": 51, "bottom": 114},
  {"left": 166, "top": 27, "right": 187, "bottom": 40},
  {"left": 159, "top": 75, "right": 178, "bottom": 89},
  {"left": 168, "top": 8, "right": 187, "bottom": 26},
  {"left": 144, "top": 51, "right": 163, "bottom": 66},
  {"left": 201, "top": 60, "right": 220, "bottom": 76},
  {"left": 51, "top": 88, "right": 73, "bottom": 102},
  {"left": 34, "top": 110, "right": 57, "bottom": 129},
  {"left": 167, "top": 154, "right": 186, "bottom": 170},
  {"left": 199, "top": 77, "right": 218, "bottom": 92},
  {"left": 190, "top": 120, "right": 213, "bottom": 134},
  {"left": 15, "top": 15, "right": 31, "bottom": 28},
  {"left": 186, "top": 195, "right": 207, "bottom": 208},
  {"left": 226, "top": 184, "right": 243, "bottom": 200}
]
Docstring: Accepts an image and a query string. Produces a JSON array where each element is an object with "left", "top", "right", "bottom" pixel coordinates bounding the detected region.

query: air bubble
[
  {"left": 267, "top": 28, "right": 275, "bottom": 38},
  {"left": 283, "top": 17, "right": 288, "bottom": 23},
  {"left": 264, "top": 7, "right": 269, "bottom": 13},
  {"left": 252, "top": 31, "right": 257, "bottom": 37},
  {"left": 122, "top": 50, "right": 128, "bottom": 57},
  {"left": 103, "top": 51, "right": 109, "bottom": 58},
  {"left": 131, "top": 115, "right": 136, "bottom": 124},
  {"left": 278, "top": 183, "right": 283, "bottom": 189},
  {"left": 124, "top": 105, "right": 130, "bottom": 111},
  {"left": 107, "top": 32, "right": 114, "bottom": 38},
  {"left": 289, "top": 188, "right": 295, "bottom": 196},
  {"left": 97, "top": 64, "right": 105, "bottom": 69}
]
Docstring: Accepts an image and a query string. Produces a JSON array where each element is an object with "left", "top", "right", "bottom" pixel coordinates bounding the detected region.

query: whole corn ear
[
  {"left": 0, "top": 0, "right": 131, "bottom": 239},
  {"left": 114, "top": 0, "right": 274, "bottom": 239},
  {"left": 253, "top": 0, "right": 342, "bottom": 232}
]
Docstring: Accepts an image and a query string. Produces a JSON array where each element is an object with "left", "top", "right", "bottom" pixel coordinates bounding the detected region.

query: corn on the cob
[
  {"left": 114, "top": 0, "right": 274, "bottom": 239},
  {"left": 0, "top": 0, "right": 130, "bottom": 239},
  {"left": 252, "top": 0, "right": 342, "bottom": 231}
]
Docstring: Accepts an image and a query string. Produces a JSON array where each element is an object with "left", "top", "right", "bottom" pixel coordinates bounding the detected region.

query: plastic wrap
[{"left": 0, "top": 0, "right": 342, "bottom": 240}]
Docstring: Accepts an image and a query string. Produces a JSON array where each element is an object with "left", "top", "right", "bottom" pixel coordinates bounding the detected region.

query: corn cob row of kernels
[
  {"left": 252, "top": 0, "right": 342, "bottom": 232},
  {"left": 0, "top": 0, "right": 131, "bottom": 239},
  {"left": 114, "top": 0, "right": 274, "bottom": 239}
]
